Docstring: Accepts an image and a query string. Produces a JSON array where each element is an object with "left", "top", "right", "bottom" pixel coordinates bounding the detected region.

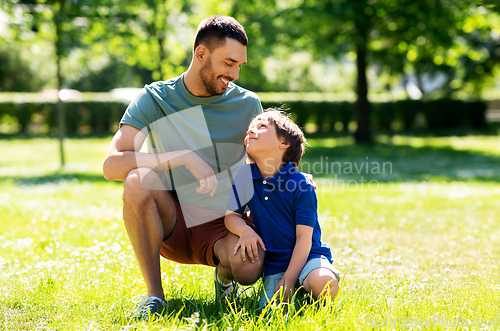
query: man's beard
[{"left": 199, "top": 57, "right": 224, "bottom": 96}]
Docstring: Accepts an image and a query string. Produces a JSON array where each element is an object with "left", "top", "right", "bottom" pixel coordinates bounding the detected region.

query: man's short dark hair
[
  {"left": 194, "top": 15, "right": 248, "bottom": 53},
  {"left": 251, "top": 108, "right": 307, "bottom": 168}
]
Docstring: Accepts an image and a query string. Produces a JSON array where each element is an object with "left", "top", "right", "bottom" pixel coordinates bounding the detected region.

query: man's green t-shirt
[{"left": 120, "top": 73, "right": 263, "bottom": 227}]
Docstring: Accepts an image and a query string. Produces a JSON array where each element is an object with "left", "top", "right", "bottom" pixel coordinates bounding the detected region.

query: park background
[{"left": 1, "top": 0, "right": 500, "bottom": 330}]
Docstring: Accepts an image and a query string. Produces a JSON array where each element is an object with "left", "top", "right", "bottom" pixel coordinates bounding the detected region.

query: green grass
[{"left": 1, "top": 135, "right": 499, "bottom": 330}]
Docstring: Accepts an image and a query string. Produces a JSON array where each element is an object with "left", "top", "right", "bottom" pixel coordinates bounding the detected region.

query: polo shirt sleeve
[
  {"left": 226, "top": 164, "right": 254, "bottom": 215},
  {"left": 119, "top": 88, "right": 157, "bottom": 131},
  {"left": 294, "top": 180, "right": 318, "bottom": 227}
]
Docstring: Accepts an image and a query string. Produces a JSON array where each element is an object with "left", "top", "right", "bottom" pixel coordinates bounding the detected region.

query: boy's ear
[{"left": 279, "top": 141, "right": 290, "bottom": 149}]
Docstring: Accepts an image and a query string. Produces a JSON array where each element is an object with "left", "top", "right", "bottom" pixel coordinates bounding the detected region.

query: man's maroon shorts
[{"left": 159, "top": 192, "right": 253, "bottom": 267}]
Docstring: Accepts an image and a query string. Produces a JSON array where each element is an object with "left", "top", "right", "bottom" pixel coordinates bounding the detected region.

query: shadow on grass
[
  {"left": 113, "top": 295, "right": 262, "bottom": 328},
  {"left": 0, "top": 132, "right": 115, "bottom": 140},
  {"left": 301, "top": 142, "right": 500, "bottom": 183},
  {"left": 1, "top": 138, "right": 499, "bottom": 185},
  {"left": 112, "top": 289, "right": 324, "bottom": 329},
  {"left": 0, "top": 172, "right": 116, "bottom": 186},
  {"left": 306, "top": 125, "right": 500, "bottom": 139}
]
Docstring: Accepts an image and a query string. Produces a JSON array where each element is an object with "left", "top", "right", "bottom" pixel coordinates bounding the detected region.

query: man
[{"left": 103, "top": 15, "right": 264, "bottom": 319}]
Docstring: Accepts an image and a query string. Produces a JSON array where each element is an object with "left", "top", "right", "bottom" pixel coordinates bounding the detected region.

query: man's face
[{"left": 199, "top": 37, "right": 247, "bottom": 96}]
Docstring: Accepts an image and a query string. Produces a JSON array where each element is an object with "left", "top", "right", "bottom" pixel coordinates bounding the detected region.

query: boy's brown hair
[{"left": 251, "top": 108, "right": 307, "bottom": 167}]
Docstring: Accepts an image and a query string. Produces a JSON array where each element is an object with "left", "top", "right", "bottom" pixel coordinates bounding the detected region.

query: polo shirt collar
[
  {"left": 250, "top": 161, "right": 295, "bottom": 186},
  {"left": 250, "top": 163, "right": 263, "bottom": 179}
]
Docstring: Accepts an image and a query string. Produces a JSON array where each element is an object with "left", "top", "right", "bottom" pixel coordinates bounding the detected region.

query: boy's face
[{"left": 245, "top": 116, "right": 284, "bottom": 160}]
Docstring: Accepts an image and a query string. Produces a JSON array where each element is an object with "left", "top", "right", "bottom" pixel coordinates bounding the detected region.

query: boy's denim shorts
[{"left": 259, "top": 257, "right": 340, "bottom": 308}]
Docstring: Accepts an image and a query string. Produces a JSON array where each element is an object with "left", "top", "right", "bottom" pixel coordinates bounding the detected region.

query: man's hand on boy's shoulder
[
  {"left": 297, "top": 167, "right": 316, "bottom": 190},
  {"left": 233, "top": 227, "right": 266, "bottom": 263}
]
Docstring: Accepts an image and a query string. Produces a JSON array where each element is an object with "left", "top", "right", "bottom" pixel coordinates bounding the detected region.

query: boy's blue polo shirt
[{"left": 227, "top": 161, "right": 333, "bottom": 276}]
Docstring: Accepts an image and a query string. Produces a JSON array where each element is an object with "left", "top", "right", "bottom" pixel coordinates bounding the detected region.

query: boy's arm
[
  {"left": 225, "top": 211, "right": 266, "bottom": 263},
  {"left": 276, "top": 224, "right": 313, "bottom": 302}
]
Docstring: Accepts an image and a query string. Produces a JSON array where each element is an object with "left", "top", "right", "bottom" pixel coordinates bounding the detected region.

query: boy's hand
[
  {"left": 275, "top": 278, "right": 294, "bottom": 303},
  {"left": 233, "top": 227, "right": 266, "bottom": 263}
]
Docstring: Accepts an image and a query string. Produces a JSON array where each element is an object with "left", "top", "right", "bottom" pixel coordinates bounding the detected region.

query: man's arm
[
  {"left": 276, "top": 224, "right": 312, "bottom": 301},
  {"left": 225, "top": 211, "right": 266, "bottom": 263},
  {"left": 103, "top": 124, "right": 218, "bottom": 195}
]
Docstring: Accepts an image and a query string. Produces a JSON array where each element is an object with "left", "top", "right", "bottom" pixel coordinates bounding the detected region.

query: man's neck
[
  {"left": 254, "top": 156, "right": 285, "bottom": 178},
  {"left": 183, "top": 67, "right": 210, "bottom": 97}
]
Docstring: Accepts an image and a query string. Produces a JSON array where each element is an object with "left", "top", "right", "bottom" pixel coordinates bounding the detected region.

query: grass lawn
[{"left": 1, "top": 135, "right": 499, "bottom": 330}]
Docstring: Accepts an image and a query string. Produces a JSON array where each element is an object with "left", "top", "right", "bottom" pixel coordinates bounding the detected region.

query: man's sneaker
[
  {"left": 214, "top": 268, "right": 240, "bottom": 302},
  {"left": 130, "top": 296, "right": 167, "bottom": 320}
]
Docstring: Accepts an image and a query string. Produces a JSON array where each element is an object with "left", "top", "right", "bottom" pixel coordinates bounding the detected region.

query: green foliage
[
  {"left": 68, "top": 61, "right": 153, "bottom": 92},
  {"left": 233, "top": 0, "right": 500, "bottom": 144},
  {"left": 392, "top": 100, "right": 423, "bottom": 129},
  {"left": 1, "top": 0, "right": 199, "bottom": 90},
  {"left": 281, "top": 0, "right": 500, "bottom": 97},
  {"left": 0, "top": 45, "right": 45, "bottom": 92},
  {"left": 0, "top": 94, "right": 488, "bottom": 135},
  {"left": 422, "top": 99, "right": 487, "bottom": 129},
  {"left": 263, "top": 98, "right": 487, "bottom": 132},
  {"left": 1, "top": 0, "right": 500, "bottom": 108},
  {"left": 44, "top": 101, "right": 127, "bottom": 134},
  {"left": 84, "top": 0, "right": 194, "bottom": 81},
  {"left": 0, "top": 98, "right": 127, "bottom": 134}
]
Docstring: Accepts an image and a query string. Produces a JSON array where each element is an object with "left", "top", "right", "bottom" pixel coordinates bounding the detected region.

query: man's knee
[
  {"left": 229, "top": 247, "right": 264, "bottom": 285},
  {"left": 124, "top": 167, "right": 148, "bottom": 189},
  {"left": 215, "top": 232, "right": 264, "bottom": 285},
  {"left": 123, "top": 168, "right": 160, "bottom": 202}
]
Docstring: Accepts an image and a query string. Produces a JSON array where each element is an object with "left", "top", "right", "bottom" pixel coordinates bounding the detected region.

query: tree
[
  {"left": 371, "top": 1, "right": 500, "bottom": 99},
  {"left": 4, "top": 0, "right": 99, "bottom": 164},
  {"left": 243, "top": 0, "right": 500, "bottom": 143},
  {"left": 236, "top": 0, "right": 387, "bottom": 143},
  {"left": 80, "top": 0, "right": 195, "bottom": 82}
]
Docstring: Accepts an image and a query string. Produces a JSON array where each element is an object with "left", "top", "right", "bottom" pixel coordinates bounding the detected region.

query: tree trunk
[
  {"left": 354, "top": 27, "right": 373, "bottom": 144},
  {"left": 154, "top": 0, "right": 166, "bottom": 80},
  {"left": 385, "top": 84, "right": 394, "bottom": 140},
  {"left": 416, "top": 65, "right": 426, "bottom": 99},
  {"left": 157, "top": 31, "right": 165, "bottom": 80},
  {"left": 55, "top": 0, "right": 66, "bottom": 167}
]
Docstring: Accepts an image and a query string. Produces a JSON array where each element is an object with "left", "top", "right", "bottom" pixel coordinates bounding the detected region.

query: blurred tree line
[{"left": 1, "top": 0, "right": 499, "bottom": 142}]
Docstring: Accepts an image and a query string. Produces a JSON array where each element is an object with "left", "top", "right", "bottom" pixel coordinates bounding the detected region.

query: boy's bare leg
[
  {"left": 213, "top": 233, "right": 264, "bottom": 285},
  {"left": 122, "top": 168, "right": 177, "bottom": 300},
  {"left": 302, "top": 268, "right": 339, "bottom": 300}
]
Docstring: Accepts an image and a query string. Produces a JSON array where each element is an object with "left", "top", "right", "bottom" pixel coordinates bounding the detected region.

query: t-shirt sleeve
[
  {"left": 226, "top": 164, "right": 254, "bottom": 215},
  {"left": 252, "top": 93, "right": 263, "bottom": 117},
  {"left": 119, "top": 88, "right": 157, "bottom": 131},
  {"left": 294, "top": 180, "right": 318, "bottom": 227}
]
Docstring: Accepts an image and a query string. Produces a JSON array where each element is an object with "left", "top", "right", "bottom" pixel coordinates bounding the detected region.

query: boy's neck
[{"left": 253, "top": 156, "right": 286, "bottom": 178}]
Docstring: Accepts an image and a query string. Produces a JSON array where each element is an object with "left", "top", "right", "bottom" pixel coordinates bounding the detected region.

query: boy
[{"left": 225, "top": 109, "right": 340, "bottom": 307}]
